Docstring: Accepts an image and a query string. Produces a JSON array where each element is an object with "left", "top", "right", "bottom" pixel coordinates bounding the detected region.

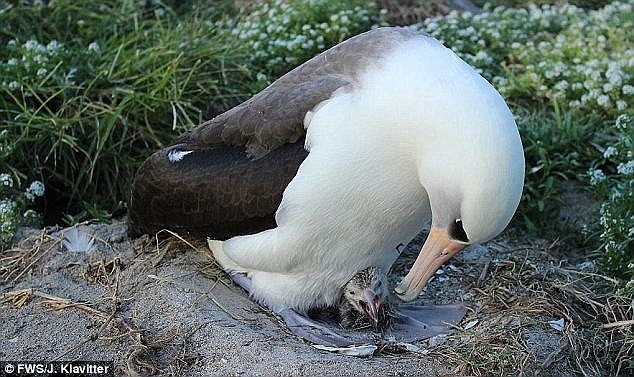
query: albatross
[{"left": 129, "top": 27, "right": 525, "bottom": 345}]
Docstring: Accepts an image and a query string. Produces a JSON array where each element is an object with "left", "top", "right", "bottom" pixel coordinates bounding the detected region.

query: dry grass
[
  {"left": 145, "top": 230, "right": 230, "bottom": 287},
  {"left": 0, "top": 229, "right": 204, "bottom": 376},
  {"left": 0, "top": 229, "right": 60, "bottom": 283},
  {"left": 432, "top": 241, "right": 633, "bottom": 376}
]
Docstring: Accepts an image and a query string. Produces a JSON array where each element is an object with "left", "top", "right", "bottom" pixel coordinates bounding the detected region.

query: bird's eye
[
  {"left": 449, "top": 218, "right": 469, "bottom": 243},
  {"left": 348, "top": 290, "right": 355, "bottom": 295}
]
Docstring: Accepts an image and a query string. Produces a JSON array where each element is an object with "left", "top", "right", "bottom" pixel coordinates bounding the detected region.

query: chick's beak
[
  {"left": 395, "top": 227, "right": 466, "bottom": 301},
  {"left": 361, "top": 289, "right": 381, "bottom": 324}
]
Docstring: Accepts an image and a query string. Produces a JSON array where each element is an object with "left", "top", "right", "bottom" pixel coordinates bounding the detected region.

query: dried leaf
[
  {"left": 464, "top": 319, "right": 479, "bottom": 330},
  {"left": 397, "top": 342, "right": 429, "bottom": 354},
  {"left": 312, "top": 344, "right": 377, "bottom": 357},
  {"left": 548, "top": 318, "right": 565, "bottom": 332}
]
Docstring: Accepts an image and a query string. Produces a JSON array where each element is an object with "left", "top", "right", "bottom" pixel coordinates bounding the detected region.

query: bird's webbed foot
[
  {"left": 389, "top": 303, "right": 467, "bottom": 342},
  {"left": 277, "top": 308, "right": 375, "bottom": 347}
]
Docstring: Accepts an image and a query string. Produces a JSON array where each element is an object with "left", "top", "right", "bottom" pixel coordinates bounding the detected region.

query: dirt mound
[{"left": 1, "top": 221, "right": 628, "bottom": 375}]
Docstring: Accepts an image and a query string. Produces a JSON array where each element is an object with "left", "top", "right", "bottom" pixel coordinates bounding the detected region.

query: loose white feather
[{"left": 63, "top": 227, "right": 95, "bottom": 253}]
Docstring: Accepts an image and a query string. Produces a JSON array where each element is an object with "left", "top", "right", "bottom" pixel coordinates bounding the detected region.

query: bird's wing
[
  {"left": 129, "top": 28, "right": 422, "bottom": 238},
  {"left": 128, "top": 140, "right": 308, "bottom": 238},
  {"left": 175, "top": 27, "right": 420, "bottom": 159}
]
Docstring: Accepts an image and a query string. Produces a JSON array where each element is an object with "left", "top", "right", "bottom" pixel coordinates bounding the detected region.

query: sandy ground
[{"left": 0, "top": 219, "right": 621, "bottom": 376}]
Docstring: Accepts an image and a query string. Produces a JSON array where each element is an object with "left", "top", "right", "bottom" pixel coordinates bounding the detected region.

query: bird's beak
[
  {"left": 361, "top": 288, "right": 381, "bottom": 324},
  {"left": 395, "top": 227, "right": 465, "bottom": 301}
]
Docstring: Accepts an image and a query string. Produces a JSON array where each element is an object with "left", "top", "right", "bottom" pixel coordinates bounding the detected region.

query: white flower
[
  {"left": 623, "top": 85, "right": 634, "bottom": 95},
  {"left": 617, "top": 160, "right": 634, "bottom": 175},
  {"left": 7, "top": 39, "right": 16, "bottom": 46},
  {"left": 615, "top": 114, "right": 630, "bottom": 129},
  {"left": 8, "top": 81, "right": 19, "bottom": 90},
  {"left": 29, "top": 40, "right": 47, "bottom": 54},
  {"left": 474, "top": 50, "right": 492, "bottom": 63},
  {"left": 33, "top": 54, "right": 47, "bottom": 64},
  {"left": 36, "top": 68, "right": 47, "bottom": 77},
  {"left": 596, "top": 95, "right": 610, "bottom": 107},
  {"left": 7, "top": 58, "right": 18, "bottom": 65},
  {"left": 554, "top": 80, "right": 569, "bottom": 91},
  {"left": 569, "top": 100, "right": 582, "bottom": 109},
  {"left": 47, "top": 40, "right": 60, "bottom": 51},
  {"left": 0, "top": 199, "right": 16, "bottom": 215},
  {"left": 589, "top": 169, "right": 605, "bottom": 185},
  {"left": 603, "top": 146, "right": 618, "bottom": 159},
  {"left": 24, "top": 40, "right": 39, "bottom": 50},
  {"left": 0, "top": 174, "right": 13, "bottom": 188},
  {"left": 88, "top": 42, "right": 100, "bottom": 52},
  {"left": 606, "top": 69, "right": 624, "bottom": 86},
  {"left": 26, "top": 180, "right": 45, "bottom": 197},
  {"left": 616, "top": 100, "right": 627, "bottom": 110}
]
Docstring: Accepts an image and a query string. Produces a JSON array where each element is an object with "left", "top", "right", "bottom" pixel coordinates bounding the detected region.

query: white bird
[{"left": 129, "top": 27, "right": 524, "bottom": 344}]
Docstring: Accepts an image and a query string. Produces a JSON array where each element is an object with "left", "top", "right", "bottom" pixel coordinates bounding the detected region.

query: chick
[{"left": 339, "top": 266, "right": 395, "bottom": 330}]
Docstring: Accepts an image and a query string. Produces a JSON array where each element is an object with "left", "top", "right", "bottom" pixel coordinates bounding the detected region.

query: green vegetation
[
  {"left": 590, "top": 114, "right": 633, "bottom": 279},
  {"left": 0, "top": 0, "right": 255, "bottom": 220},
  {"left": 1, "top": 1, "right": 632, "bottom": 281},
  {"left": 225, "top": 0, "right": 385, "bottom": 78},
  {"left": 0, "top": 173, "right": 43, "bottom": 245}
]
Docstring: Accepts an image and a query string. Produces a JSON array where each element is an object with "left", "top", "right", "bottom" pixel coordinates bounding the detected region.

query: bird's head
[
  {"left": 396, "top": 89, "right": 525, "bottom": 302},
  {"left": 343, "top": 267, "right": 388, "bottom": 325}
]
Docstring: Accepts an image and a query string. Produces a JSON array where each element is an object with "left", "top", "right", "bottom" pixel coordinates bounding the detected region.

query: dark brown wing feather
[
  {"left": 129, "top": 28, "right": 420, "bottom": 237},
  {"left": 129, "top": 140, "right": 308, "bottom": 238}
]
